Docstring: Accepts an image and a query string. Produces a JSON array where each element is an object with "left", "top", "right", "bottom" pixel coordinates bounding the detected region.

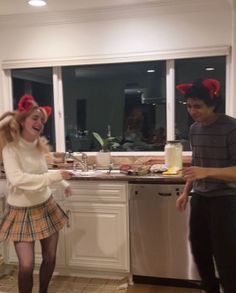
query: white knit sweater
[{"left": 2, "top": 138, "right": 69, "bottom": 207}]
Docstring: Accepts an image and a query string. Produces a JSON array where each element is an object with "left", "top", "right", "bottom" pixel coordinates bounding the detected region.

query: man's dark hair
[{"left": 184, "top": 79, "right": 222, "bottom": 112}]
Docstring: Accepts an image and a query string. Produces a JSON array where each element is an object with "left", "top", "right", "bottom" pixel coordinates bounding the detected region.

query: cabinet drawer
[{"left": 68, "top": 181, "right": 128, "bottom": 203}]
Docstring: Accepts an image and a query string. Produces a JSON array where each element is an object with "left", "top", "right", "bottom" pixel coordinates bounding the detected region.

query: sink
[
  {"left": 72, "top": 170, "right": 97, "bottom": 176},
  {"left": 72, "top": 169, "right": 123, "bottom": 176},
  {"left": 49, "top": 169, "right": 123, "bottom": 177},
  {"left": 99, "top": 169, "right": 121, "bottom": 174}
]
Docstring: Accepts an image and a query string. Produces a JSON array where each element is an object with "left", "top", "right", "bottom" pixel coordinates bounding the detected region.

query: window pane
[
  {"left": 175, "top": 56, "right": 226, "bottom": 151},
  {"left": 11, "top": 68, "right": 55, "bottom": 149},
  {"left": 62, "top": 61, "right": 166, "bottom": 152}
]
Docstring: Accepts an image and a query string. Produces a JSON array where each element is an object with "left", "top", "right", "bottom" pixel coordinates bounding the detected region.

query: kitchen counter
[
  {"left": 71, "top": 172, "right": 185, "bottom": 184},
  {"left": 0, "top": 170, "right": 185, "bottom": 184}
]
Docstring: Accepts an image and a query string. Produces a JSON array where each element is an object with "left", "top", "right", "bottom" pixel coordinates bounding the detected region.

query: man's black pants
[{"left": 190, "top": 194, "right": 236, "bottom": 293}]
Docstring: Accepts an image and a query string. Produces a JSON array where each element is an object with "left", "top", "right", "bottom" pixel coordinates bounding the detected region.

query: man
[{"left": 176, "top": 78, "right": 236, "bottom": 293}]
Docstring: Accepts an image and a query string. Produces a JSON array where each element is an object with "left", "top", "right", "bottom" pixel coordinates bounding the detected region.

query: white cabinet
[
  {"left": 3, "top": 180, "right": 130, "bottom": 277},
  {"left": 0, "top": 179, "right": 6, "bottom": 266},
  {"left": 64, "top": 181, "right": 130, "bottom": 273}
]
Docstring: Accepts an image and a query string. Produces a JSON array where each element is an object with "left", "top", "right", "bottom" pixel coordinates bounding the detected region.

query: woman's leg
[
  {"left": 39, "top": 232, "right": 59, "bottom": 293},
  {"left": 14, "top": 241, "right": 35, "bottom": 293}
]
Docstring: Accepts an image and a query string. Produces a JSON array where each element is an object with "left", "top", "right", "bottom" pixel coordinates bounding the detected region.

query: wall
[
  {"left": 0, "top": 2, "right": 231, "bottom": 60},
  {"left": 0, "top": 1, "right": 232, "bottom": 113}
]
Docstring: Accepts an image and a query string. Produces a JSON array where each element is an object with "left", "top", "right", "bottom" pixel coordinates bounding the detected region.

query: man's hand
[
  {"left": 176, "top": 193, "right": 189, "bottom": 212},
  {"left": 182, "top": 166, "right": 208, "bottom": 181}
]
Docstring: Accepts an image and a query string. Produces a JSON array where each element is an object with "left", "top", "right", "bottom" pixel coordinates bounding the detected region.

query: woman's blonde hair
[{"left": 0, "top": 106, "right": 50, "bottom": 160}]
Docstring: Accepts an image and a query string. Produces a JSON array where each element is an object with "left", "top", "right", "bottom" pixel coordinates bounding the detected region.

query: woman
[{"left": 0, "top": 94, "right": 73, "bottom": 293}]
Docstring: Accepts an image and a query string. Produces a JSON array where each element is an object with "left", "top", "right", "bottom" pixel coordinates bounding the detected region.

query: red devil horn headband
[
  {"left": 202, "top": 79, "right": 220, "bottom": 98},
  {"left": 176, "top": 83, "right": 193, "bottom": 94},
  {"left": 17, "top": 94, "right": 52, "bottom": 119}
]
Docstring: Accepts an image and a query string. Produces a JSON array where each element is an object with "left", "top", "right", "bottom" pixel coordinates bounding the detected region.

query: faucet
[{"left": 68, "top": 152, "right": 88, "bottom": 172}]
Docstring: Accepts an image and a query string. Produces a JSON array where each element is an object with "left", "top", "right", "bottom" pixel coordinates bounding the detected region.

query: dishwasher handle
[{"left": 158, "top": 192, "right": 172, "bottom": 196}]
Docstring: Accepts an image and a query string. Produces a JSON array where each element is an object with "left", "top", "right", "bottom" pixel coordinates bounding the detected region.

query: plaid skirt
[{"left": 0, "top": 196, "right": 68, "bottom": 242}]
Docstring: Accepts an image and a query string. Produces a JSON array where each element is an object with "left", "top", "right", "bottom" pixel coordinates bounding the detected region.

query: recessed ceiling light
[
  {"left": 147, "top": 69, "right": 155, "bottom": 73},
  {"left": 205, "top": 67, "right": 215, "bottom": 71},
  {"left": 28, "top": 0, "right": 47, "bottom": 7}
]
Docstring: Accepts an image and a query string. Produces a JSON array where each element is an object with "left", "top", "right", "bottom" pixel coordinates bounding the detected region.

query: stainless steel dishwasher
[{"left": 129, "top": 183, "right": 200, "bottom": 285}]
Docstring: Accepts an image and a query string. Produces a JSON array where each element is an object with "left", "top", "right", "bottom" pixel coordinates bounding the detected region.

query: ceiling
[
  {"left": 0, "top": 0, "right": 168, "bottom": 16},
  {"left": 0, "top": 0, "right": 232, "bottom": 17}
]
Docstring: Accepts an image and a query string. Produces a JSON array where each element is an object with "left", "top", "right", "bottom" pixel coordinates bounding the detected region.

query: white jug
[{"left": 164, "top": 141, "right": 183, "bottom": 169}]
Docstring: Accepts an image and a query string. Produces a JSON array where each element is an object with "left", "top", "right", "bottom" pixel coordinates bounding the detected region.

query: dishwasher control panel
[{"left": 129, "top": 184, "right": 184, "bottom": 199}]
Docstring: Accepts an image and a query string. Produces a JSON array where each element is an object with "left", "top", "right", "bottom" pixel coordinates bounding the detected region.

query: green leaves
[
  {"left": 93, "top": 132, "right": 104, "bottom": 147},
  {"left": 92, "top": 132, "right": 116, "bottom": 152}
]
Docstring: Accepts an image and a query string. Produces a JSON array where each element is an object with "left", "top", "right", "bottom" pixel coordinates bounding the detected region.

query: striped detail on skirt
[{"left": 0, "top": 196, "right": 68, "bottom": 242}]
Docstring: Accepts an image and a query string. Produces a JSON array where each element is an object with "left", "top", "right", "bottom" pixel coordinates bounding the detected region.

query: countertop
[
  {"left": 68, "top": 170, "right": 185, "bottom": 184},
  {"left": 0, "top": 170, "right": 185, "bottom": 184}
]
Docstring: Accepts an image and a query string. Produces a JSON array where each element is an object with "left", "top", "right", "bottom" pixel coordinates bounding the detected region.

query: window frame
[{"left": 1, "top": 45, "right": 230, "bottom": 156}]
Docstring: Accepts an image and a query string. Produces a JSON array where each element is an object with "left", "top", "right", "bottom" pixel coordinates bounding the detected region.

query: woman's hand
[
  {"left": 176, "top": 193, "right": 189, "bottom": 212},
  {"left": 64, "top": 186, "right": 72, "bottom": 197},
  {"left": 60, "top": 170, "right": 73, "bottom": 180}
]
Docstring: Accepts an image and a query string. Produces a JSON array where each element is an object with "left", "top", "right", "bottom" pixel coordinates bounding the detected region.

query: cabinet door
[
  {"left": 7, "top": 230, "right": 66, "bottom": 267},
  {"left": 0, "top": 179, "right": 7, "bottom": 198},
  {"left": 64, "top": 202, "right": 129, "bottom": 272},
  {"left": 0, "top": 180, "right": 6, "bottom": 263},
  {"left": 50, "top": 183, "right": 63, "bottom": 201}
]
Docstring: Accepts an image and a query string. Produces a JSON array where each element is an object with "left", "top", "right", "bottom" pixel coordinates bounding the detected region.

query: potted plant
[
  {"left": 92, "top": 132, "right": 117, "bottom": 167},
  {"left": 92, "top": 132, "right": 117, "bottom": 152}
]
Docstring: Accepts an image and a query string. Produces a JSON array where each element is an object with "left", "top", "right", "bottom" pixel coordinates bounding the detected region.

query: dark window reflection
[
  {"left": 175, "top": 56, "right": 226, "bottom": 151},
  {"left": 62, "top": 61, "right": 166, "bottom": 152},
  {"left": 11, "top": 68, "right": 55, "bottom": 150}
]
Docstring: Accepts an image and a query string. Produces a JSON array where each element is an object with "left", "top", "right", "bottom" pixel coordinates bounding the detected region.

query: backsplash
[{"left": 51, "top": 153, "right": 191, "bottom": 169}]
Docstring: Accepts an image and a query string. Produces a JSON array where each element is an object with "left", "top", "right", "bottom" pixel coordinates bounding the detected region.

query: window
[
  {"left": 10, "top": 55, "right": 227, "bottom": 153},
  {"left": 62, "top": 61, "right": 166, "bottom": 152},
  {"left": 12, "top": 68, "right": 55, "bottom": 149}
]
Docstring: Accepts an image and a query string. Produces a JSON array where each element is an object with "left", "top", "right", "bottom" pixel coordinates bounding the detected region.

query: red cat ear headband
[
  {"left": 176, "top": 79, "right": 220, "bottom": 98},
  {"left": 17, "top": 95, "right": 52, "bottom": 119},
  {"left": 202, "top": 79, "right": 220, "bottom": 98},
  {"left": 176, "top": 83, "right": 193, "bottom": 95}
]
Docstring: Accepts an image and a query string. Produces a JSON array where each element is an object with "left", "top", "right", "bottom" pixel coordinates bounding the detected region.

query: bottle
[
  {"left": 164, "top": 141, "right": 183, "bottom": 169},
  {"left": 107, "top": 124, "right": 111, "bottom": 137}
]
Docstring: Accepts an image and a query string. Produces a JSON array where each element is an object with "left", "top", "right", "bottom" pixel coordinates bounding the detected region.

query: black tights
[{"left": 14, "top": 232, "right": 59, "bottom": 293}]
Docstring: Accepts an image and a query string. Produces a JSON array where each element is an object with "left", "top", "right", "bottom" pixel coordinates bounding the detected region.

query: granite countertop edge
[
  {"left": 0, "top": 173, "right": 185, "bottom": 183},
  {"left": 70, "top": 174, "right": 185, "bottom": 183}
]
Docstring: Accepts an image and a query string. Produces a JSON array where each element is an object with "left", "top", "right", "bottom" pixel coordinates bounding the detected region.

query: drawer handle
[{"left": 66, "top": 209, "right": 71, "bottom": 228}]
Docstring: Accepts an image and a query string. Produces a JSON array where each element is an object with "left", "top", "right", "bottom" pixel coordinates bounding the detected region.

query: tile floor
[{"left": 0, "top": 268, "right": 203, "bottom": 293}]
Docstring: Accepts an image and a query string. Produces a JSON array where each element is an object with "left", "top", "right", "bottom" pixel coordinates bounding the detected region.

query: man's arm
[
  {"left": 176, "top": 180, "right": 193, "bottom": 212},
  {"left": 182, "top": 166, "right": 236, "bottom": 182}
]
